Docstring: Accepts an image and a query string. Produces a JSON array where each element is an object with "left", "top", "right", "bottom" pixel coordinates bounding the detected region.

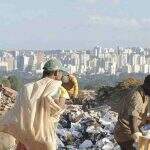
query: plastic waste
[{"left": 57, "top": 104, "right": 119, "bottom": 149}]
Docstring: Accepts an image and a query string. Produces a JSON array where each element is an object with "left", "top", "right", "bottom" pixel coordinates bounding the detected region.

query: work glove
[{"left": 132, "top": 132, "right": 142, "bottom": 143}]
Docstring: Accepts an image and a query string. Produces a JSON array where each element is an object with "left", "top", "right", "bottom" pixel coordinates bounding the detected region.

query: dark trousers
[{"left": 118, "top": 140, "right": 136, "bottom": 150}]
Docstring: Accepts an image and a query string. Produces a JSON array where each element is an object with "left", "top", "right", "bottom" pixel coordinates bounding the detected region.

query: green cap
[{"left": 43, "top": 58, "right": 66, "bottom": 72}]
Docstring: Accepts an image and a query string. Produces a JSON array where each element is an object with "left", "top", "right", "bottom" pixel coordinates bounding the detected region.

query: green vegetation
[
  {"left": 8, "top": 75, "right": 23, "bottom": 91},
  {"left": 96, "top": 86, "right": 114, "bottom": 101},
  {"left": 116, "top": 77, "right": 142, "bottom": 90},
  {"left": 96, "top": 77, "right": 142, "bottom": 103},
  {"left": 78, "top": 74, "right": 118, "bottom": 90},
  {"left": 0, "top": 77, "right": 11, "bottom": 87},
  {"left": 79, "top": 73, "right": 145, "bottom": 90},
  {"left": 0, "top": 75, "right": 23, "bottom": 91}
]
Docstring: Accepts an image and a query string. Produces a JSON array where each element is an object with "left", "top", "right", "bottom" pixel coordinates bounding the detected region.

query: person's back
[
  {"left": 118, "top": 87, "right": 144, "bottom": 124},
  {"left": 0, "top": 58, "right": 69, "bottom": 150},
  {"left": 114, "top": 84, "right": 150, "bottom": 150},
  {"left": 0, "top": 78, "right": 62, "bottom": 148}
]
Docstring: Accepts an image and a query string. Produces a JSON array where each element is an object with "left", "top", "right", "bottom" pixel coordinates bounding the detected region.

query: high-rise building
[{"left": 93, "top": 44, "right": 102, "bottom": 57}]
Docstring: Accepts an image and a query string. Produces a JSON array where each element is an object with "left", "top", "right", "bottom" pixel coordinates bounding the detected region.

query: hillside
[
  {"left": 95, "top": 77, "right": 142, "bottom": 112},
  {"left": 0, "top": 77, "right": 142, "bottom": 149},
  {"left": 0, "top": 87, "right": 119, "bottom": 149}
]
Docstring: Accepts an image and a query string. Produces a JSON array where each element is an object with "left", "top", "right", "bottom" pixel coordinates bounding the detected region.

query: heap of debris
[
  {"left": 0, "top": 88, "right": 120, "bottom": 150},
  {"left": 0, "top": 88, "right": 17, "bottom": 150},
  {"left": 0, "top": 87, "right": 16, "bottom": 115},
  {"left": 74, "top": 90, "right": 96, "bottom": 105},
  {"left": 57, "top": 105, "right": 120, "bottom": 150},
  {"left": 0, "top": 96, "right": 15, "bottom": 115}
]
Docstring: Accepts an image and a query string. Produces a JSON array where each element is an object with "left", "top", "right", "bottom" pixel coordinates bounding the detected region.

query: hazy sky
[{"left": 0, "top": 0, "right": 150, "bottom": 49}]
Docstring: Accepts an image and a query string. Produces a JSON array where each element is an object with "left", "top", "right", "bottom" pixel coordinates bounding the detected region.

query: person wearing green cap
[
  {"left": 43, "top": 58, "right": 67, "bottom": 77},
  {"left": 42, "top": 58, "right": 70, "bottom": 107},
  {"left": 0, "top": 58, "right": 69, "bottom": 150}
]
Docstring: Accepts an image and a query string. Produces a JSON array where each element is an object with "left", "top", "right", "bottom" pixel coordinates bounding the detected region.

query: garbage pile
[
  {"left": 74, "top": 90, "right": 96, "bottom": 105},
  {"left": 57, "top": 105, "right": 120, "bottom": 150},
  {"left": 0, "top": 94, "right": 16, "bottom": 150},
  {"left": 0, "top": 90, "right": 120, "bottom": 150},
  {"left": 0, "top": 95, "right": 15, "bottom": 115}
]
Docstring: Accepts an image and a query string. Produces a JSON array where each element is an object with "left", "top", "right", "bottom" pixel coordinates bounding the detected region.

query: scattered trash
[
  {"left": 79, "top": 140, "right": 93, "bottom": 149},
  {"left": 57, "top": 105, "right": 120, "bottom": 149},
  {"left": 0, "top": 92, "right": 120, "bottom": 150}
]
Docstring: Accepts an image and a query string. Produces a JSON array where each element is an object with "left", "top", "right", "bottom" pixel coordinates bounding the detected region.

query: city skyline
[
  {"left": 0, "top": 0, "right": 150, "bottom": 49},
  {"left": 0, "top": 46, "right": 150, "bottom": 75}
]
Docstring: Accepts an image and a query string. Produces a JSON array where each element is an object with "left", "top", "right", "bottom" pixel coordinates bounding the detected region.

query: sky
[{"left": 0, "top": 0, "right": 150, "bottom": 49}]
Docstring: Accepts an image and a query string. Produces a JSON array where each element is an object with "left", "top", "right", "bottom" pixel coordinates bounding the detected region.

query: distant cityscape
[{"left": 0, "top": 45, "right": 150, "bottom": 76}]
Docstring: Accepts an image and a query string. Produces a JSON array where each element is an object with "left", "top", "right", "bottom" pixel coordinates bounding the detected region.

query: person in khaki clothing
[{"left": 114, "top": 75, "right": 150, "bottom": 150}]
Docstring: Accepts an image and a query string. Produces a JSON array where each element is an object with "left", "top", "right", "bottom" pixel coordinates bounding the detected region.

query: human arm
[
  {"left": 54, "top": 97, "right": 65, "bottom": 109},
  {"left": 128, "top": 92, "right": 143, "bottom": 142},
  {"left": 54, "top": 86, "right": 69, "bottom": 108},
  {"left": 71, "top": 76, "right": 78, "bottom": 98},
  {"left": 129, "top": 116, "right": 140, "bottom": 134},
  {"left": 74, "top": 82, "right": 78, "bottom": 98},
  {"left": 129, "top": 116, "right": 142, "bottom": 142}
]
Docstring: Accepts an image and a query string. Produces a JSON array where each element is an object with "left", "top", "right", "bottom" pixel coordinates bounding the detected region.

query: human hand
[{"left": 132, "top": 132, "right": 142, "bottom": 143}]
